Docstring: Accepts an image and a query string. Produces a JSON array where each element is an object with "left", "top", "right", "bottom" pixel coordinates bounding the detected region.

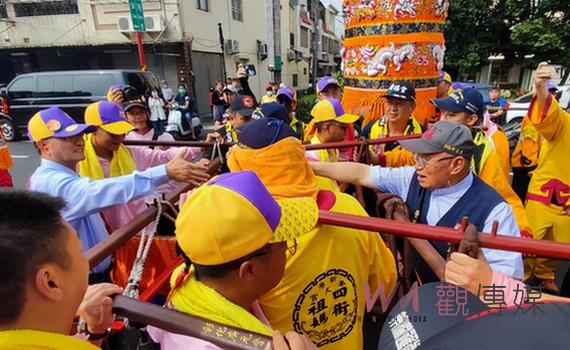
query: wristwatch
[{"left": 77, "top": 317, "right": 111, "bottom": 341}]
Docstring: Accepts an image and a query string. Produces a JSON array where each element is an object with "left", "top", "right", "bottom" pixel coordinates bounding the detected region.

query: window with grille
[
  {"left": 196, "top": 0, "right": 209, "bottom": 12},
  {"left": 232, "top": 0, "right": 243, "bottom": 21},
  {"left": 300, "top": 27, "right": 309, "bottom": 48},
  {"left": 0, "top": 0, "right": 7, "bottom": 19},
  {"left": 290, "top": 33, "right": 295, "bottom": 48},
  {"left": 292, "top": 74, "right": 298, "bottom": 87},
  {"left": 13, "top": 0, "right": 79, "bottom": 17}
]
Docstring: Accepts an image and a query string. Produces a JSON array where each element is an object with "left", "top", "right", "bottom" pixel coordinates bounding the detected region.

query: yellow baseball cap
[
  {"left": 176, "top": 171, "right": 318, "bottom": 266},
  {"left": 310, "top": 98, "right": 359, "bottom": 124},
  {"left": 27, "top": 107, "right": 96, "bottom": 142},
  {"left": 84, "top": 101, "right": 134, "bottom": 135}
]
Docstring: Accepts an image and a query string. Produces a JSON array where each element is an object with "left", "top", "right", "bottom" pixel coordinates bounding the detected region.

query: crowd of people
[{"left": 0, "top": 61, "right": 568, "bottom": 350}]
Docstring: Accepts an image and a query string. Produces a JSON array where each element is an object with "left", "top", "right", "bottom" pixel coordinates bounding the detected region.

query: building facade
[{"left": 0, "top": 0, "right": 342, "bottom": 118}]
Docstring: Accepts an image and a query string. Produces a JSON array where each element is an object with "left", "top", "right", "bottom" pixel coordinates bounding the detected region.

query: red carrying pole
[
  {"left": 136, "top": 31, "right": 146, "bottom": 71},
  {"left": 318, "top": 210, "right": 570, "bottom": 260}
]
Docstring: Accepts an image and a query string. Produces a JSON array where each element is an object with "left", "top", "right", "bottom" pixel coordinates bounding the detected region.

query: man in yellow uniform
[
  {"left": 361, "top": 81, "right": 424, "bottom": 167},
  {"left": 304, "top": 98, "right": 359, "bottom": 191},
  {"left": 524, "top": 63, "right": 570, "bottom": 293},
  {"left": 512, "top": 81, "right": 560, "bottom": 201},
  {"left": 228, "top": 119, "right": 397, "bottom": 350},
  {"left": 431, "top": 88, "right": 533, "bottom": 238}
]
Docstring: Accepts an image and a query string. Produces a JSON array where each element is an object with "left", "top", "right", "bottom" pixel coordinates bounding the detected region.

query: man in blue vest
[{"left": 310, "top": 120, "right": 523, "bottom": 283}]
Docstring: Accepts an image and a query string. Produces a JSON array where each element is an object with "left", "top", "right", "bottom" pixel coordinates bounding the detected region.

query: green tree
[
  {"left": 444, "top": 0, "right": 569, "bottom": 82},
  {"left": 444, "top": 0, "right": 510, "bottom": 79},
  {"left": 510, "top": 0, "right": 570, "bottom": 83}
]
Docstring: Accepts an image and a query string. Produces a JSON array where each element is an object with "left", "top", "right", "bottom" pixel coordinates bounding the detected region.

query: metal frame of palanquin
[{"left": 89, "top": 138, "right": 570, "bottom": 350}]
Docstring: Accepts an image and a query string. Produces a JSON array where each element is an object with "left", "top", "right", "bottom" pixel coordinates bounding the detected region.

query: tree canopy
[{"left": 444, "top": 0, "right": 569, "bottom": 82}]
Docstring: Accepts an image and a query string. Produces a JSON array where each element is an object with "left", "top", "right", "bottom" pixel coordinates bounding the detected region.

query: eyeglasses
[
  {"left": 247, "top": 240, "right": 298, "bottom": 260},
  {"left": 413, "top": 153, "right": 457, "bottom": 168}
]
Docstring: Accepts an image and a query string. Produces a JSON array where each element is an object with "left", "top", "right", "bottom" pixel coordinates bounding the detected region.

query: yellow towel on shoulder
[{"left": 78, "top": 133, "right": 137, "bottom": 179}]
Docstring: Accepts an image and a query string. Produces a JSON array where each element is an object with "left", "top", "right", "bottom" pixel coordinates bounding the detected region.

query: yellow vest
[
  {"left": 290, "top": 115, "right": 305, "bottom": 140},
  {"left": 471, "top": 128, "right": 494, "bottom": 176},
  {"left": 368, "top": 114, "right": 423, "bottom": 153},
  {"left": 225, "top": 123, "right": 239, "bottom": 143},
  {"left": 0, "top": 329, "right": 99, "bottom": 350}
]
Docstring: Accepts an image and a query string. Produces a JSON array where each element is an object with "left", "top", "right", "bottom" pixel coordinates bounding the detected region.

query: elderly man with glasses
[{"left": 311, "top": 120, "right": 523, "bottom": 284}]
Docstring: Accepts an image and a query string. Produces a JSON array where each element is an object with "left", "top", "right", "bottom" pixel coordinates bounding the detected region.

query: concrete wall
[
  {"left": 180, "top": 0, "right": 271, "bottom": 99},
  {"left": 0, "top": 0, "right": 183, "bottom": 48}
]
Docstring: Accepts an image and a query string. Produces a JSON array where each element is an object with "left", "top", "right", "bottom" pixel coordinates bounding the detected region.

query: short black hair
[
  {"left": 192, "top": 245, "right": 269, "bottom": 280},
  {"left": 0, "top": 190, "right": 70, "bottom": 324}
]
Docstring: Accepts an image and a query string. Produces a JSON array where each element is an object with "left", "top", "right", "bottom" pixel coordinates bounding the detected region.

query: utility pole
[
  {"left": 273, "top": 0, "right": 282, "bottom": 82},
  {"left": 218, "top": 23, "right": 227, "bottom": 82},
  {"left": 311, "top": 0, "right": 319, "bottom": 90}
]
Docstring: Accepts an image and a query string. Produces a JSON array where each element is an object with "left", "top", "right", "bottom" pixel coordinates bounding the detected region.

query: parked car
[
  {"left": 451, "top": 82, "right": 493, "bottom": 101},
  {"left": 0, "top": 69, "right": 161, "bottom": 141},
  {"left": 506, "top": 85, "right": 570, "bottom": 125}
]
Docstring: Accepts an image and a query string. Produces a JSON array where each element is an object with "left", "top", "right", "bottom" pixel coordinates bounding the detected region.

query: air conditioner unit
[
  {"left": 226, "top": 39, "right": 239, "bottom": 54},
  {"left": 257, "top": 42, "right": 268, "bottom": 60},
  {"left": 295, "top": 51, "right": 303, "bottom": 61},
  {"left": 144, "top": 14, "right": 164, "bottom": 32},
  {"left": 287, "top": 51, "right": 295, "bottom": 61},
  {"left": 321, "top": 53, "right": 330, "bottom": 61},
  {"left": 117, "top": 16, "right": 133, "bottom": 32},
  {"left": 258, "top": 43, "right": 268, "bottom": 56}
]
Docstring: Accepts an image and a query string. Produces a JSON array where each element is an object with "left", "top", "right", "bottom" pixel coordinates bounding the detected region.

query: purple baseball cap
[
  {"left": 27, "top": 107, "right": 96, "bottom": 142},
  {"left": 84, "top": 101, "right": 134, "bottom": 135},
  {"left": 175, "top": 171, "right": 318, "bottom": 266},
  {"left": 276, "top": 87, "right": 295, "bottom": 102},
  {"left": 317, "top": 76, "right": 340, "bottom": 94}
]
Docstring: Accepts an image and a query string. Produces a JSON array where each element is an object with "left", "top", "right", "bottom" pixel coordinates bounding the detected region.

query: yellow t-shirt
[
  {"left": 526, "top": 96, "right": 570, "bottom": 210},
  {"left": 0, "top": 329, "right": 99, "bottom": 350},
  {"left": 259, "top": 191, "right": 397, "bottom": 350}
]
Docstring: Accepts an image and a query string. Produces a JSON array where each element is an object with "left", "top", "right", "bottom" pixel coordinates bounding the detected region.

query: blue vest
[{"left": 405, "top": 173, "right": 505, "bottom": 283}]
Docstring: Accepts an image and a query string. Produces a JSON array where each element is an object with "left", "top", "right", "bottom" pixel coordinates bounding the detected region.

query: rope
[
  {"left": 211, "top": 141, "right": 224, "bottom": 165},
  {"left": 123, "top": 199, "right": 163, "bottom": 300}
]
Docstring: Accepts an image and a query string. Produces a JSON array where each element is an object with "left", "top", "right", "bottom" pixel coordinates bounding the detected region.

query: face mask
[
  {"left": 179, "top": 89, "right": 186, "bottom": 94},
  {"left": 152, "top": 91, "right": 159, "bottom": 97},
  {"left": 267, "top": 91, "right": 274, "bottom": 96}
]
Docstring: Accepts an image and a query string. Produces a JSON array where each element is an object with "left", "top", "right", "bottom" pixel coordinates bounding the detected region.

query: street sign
[
  {"left": 274, "top": 55, "right": 282, "bottom": 72},
  {"left": 128, "top": 0, "right": 146, "bottom": 32}
]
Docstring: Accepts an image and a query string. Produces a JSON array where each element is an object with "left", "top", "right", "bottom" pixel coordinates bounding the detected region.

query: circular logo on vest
[{"left": 292, "top": 269, "right": 358, "bottom": 346}]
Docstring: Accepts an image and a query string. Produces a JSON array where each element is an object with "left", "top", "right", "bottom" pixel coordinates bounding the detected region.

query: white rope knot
[{"left": 123, "top": 198, "right": 163, "bottom": 300}]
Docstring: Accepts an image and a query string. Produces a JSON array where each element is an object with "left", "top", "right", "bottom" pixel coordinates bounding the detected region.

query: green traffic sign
[
  {"left": 129, "top": 0, "right": 146, "bottom": 32},
  {"left": 274, "top": 55, "right": 282, "bottom": 72}
]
